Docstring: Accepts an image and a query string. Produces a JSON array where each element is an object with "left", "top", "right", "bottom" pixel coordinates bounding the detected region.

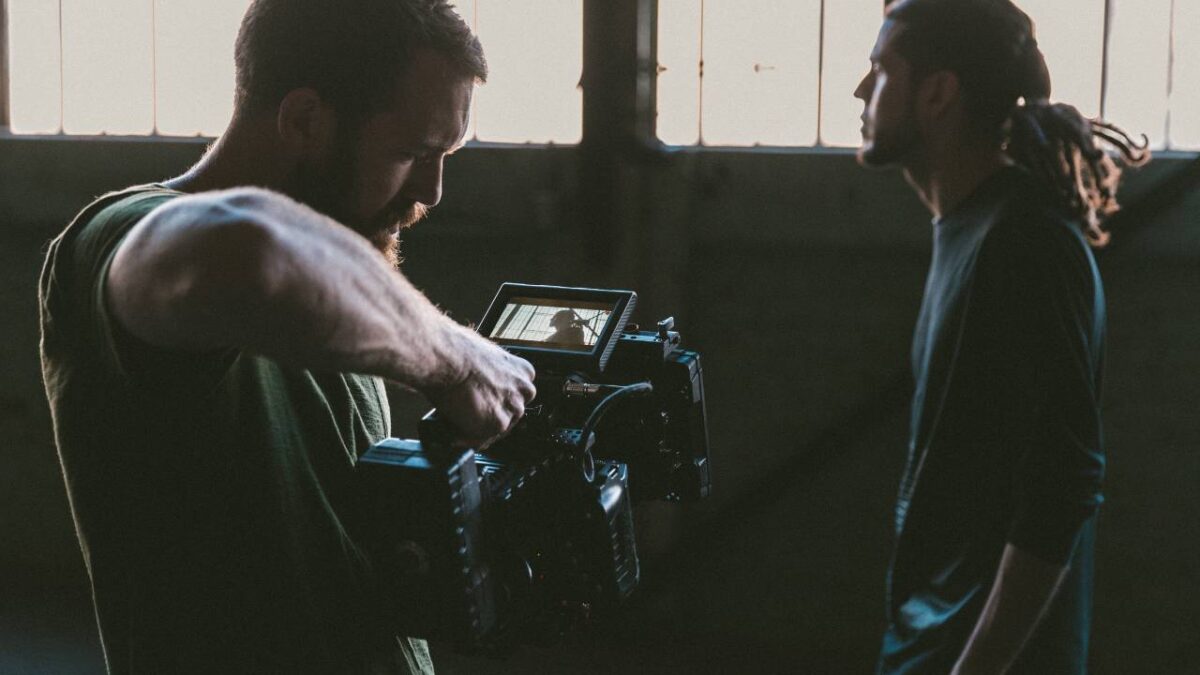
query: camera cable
[{"left": 574, "top": 381, "right": 654, "bottom": 481}]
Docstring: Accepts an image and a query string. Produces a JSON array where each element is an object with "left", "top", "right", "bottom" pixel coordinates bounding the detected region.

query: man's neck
[
  {"left": 903, "top": 143, "right": 1011, "bottom": 221},
  {"left": 165, "top": 116, "right": 290, "bottom": 195}
]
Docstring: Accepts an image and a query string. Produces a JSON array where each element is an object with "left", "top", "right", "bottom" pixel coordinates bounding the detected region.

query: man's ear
[
  {"left": 277, "top": 88, "right": 337, "bottom": 158},
  {"left": 916, "top": 70, "right": 962, "bottom": 123}
]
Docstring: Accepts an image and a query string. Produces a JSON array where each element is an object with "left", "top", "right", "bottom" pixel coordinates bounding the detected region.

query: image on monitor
[{"left": 488, "top": 297, "right": 615, "bottom": 352}]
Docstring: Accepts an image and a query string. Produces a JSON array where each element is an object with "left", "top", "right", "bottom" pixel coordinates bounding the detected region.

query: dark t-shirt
[
  {"left": 879, "top": 167, "right": 1106, "bottom": 674},
  {"left": 39, "top": 186, "right": 433, "bottom": 674}
]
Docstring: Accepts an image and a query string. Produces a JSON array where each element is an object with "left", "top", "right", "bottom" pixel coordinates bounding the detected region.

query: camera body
[{"left": 354, "top": 284, "right": 710, "bottom": 651}]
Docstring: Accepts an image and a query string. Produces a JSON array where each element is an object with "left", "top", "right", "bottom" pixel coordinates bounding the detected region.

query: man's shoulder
[
  {"left": 983, "top": 176, "right": 1090, "bottom": 266},
  {"left": 40, "top": 185, "right": 185, "bottom": 368},
  {"left": 67, "top": 184, "right": 182, "bottom": 246},
  {"left": 973, "top": 188, "right": 1098, "bottom": 304},
  {"left": 44, "top": 184, "right": 183, "bottom": 282}
]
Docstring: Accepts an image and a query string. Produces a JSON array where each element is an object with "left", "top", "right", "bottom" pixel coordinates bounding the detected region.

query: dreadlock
[{"left": 886, "top": 0, "right": 1149, "bottom": 246}]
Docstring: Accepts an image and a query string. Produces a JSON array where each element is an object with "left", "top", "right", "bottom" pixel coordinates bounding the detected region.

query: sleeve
[
  {"left": 67, "top": 191, "right": 242, "bottom": 387},
  {"left": 974, "top": 217, "right": 1106, "bottom": 565},
  {"left": 60, "top": 193, "right": 170, "bottom": 380}
]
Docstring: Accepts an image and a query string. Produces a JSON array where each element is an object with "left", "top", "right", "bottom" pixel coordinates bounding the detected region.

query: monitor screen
[{"left": 488, "top": 297, "right": 615, "bottom": 352}]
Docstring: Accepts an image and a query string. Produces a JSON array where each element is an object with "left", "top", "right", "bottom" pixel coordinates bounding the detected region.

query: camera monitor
[{"left": 478, "top": 284, "right": 637, "bottom": 372}]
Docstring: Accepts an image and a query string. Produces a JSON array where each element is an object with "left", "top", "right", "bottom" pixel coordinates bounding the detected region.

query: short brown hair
[{"left": 234, "top": 0, "right": 486, "bottom": 122}]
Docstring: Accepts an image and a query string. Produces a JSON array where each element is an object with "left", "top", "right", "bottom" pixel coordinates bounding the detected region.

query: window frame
[{"left": 0, "top": 0, "right": 1196, "bottom": 155}]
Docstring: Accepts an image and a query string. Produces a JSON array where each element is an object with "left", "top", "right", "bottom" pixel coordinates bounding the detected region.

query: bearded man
[
  {"left": 854, "top": 1, "right": 1146, "bottom": 672},
  {"left": 39, "top": 1, "right": 536, "bottom": 672}
]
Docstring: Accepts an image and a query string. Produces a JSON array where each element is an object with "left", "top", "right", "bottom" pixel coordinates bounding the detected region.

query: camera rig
[{"left": 353, "top": 284, "right": 710, "bottom": 652}]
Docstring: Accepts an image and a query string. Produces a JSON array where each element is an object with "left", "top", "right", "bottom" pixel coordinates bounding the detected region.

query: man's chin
[
  {"left": 857, "top": 141, "right": 887, "bottom": 168},
  {"left": 365, "top": 228, "right": 403, "bottom": 267},
  {"left": 858, "top": 143, "right": 906, "bottom": 169},
  {"left": 364, "top": 204, "right": 427, "bottom": 266}
]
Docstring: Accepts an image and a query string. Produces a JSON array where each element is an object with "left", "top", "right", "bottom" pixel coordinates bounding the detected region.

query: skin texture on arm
[
  {"left": 107, "top": 186, "right": 535, "bottom": 446},
  {"left": 951, "top": 544, "right": 1069, "bottom": 675}
]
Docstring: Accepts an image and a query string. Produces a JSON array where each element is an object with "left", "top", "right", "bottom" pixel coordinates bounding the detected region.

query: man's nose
[
  {"left": 408, "top": 157, "right": 444, "bottom": 208},
  {"left": 853, "top": 74, "right": 871, "bottom": 102}
]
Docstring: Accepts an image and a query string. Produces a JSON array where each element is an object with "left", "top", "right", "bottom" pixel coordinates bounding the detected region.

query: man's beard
[
  {"left": 294, "top": 141, "right": 428, "bottom": 268},
  {"left": 361, "top": 201, "right": 428, "bottom": 267},
  {"left": 858, "top": 103, "right": 920, "bottom": 168}
]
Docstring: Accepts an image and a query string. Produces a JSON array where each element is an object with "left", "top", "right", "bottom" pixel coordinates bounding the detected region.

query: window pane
[
  {"left": 61, "top": 0, "right": 153, "bottom": 134},
  {"left": 155, "top": 0, "right": 249, "bottom": 137},
  {"left": 473, "top": 0, "right": 582, "bottom": 143},
  {"left": 1104, "top": 0, "right": 1171, "bottom": 149},
  {"left": 821, "top": 0, "right": 885, "bottom": 147},
  {"left": 700, "top": 0, "right": 821, "bottom": 146},
  {"left": 7, "top": 0, "right": 61, "bottom": 133},
  {"left": 1170, "top": 3, "right": 1200, "bottom": 149},
  {"left": 1017, "top": 0, "right": 1104, "bottom": 119},
  {"left": 656, "top": 0, "right": 702, "bottom": 145}
]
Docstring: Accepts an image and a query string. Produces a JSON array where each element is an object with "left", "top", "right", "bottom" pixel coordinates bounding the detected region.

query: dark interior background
[{"left": 1, "top": 135, "right": 1197, "bottom": 674}]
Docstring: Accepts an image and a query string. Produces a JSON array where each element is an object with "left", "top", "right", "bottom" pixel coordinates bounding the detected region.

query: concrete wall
[{"left": 1, "top": 136, "right": 1196, "bottom": 672}]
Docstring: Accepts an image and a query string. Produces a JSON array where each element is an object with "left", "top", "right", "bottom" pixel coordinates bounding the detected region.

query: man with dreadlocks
[{"left": 853, "top": 1, "right": 1146, "bottom": 673}]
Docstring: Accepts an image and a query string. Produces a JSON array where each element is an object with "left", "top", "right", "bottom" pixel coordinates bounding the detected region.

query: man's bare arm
[
  {"left": 108, "top": 187, "right": 535, "bottom": 444},
  {"left": 950, "top": 544, "right": 1069, "bottom": 675}
]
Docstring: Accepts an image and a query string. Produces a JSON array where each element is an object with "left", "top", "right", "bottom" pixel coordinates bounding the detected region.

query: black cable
[{"left": 576, "top": 381, "right": 654, "bottom": 454}]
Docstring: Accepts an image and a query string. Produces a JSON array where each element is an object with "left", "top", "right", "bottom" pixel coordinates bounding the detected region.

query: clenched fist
[{"left": 424, "top": 328, "right": 536, "bottom": 448}]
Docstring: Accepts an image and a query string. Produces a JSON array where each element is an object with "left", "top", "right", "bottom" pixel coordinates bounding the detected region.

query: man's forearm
[
  {"left": 109, "top": 188, "right": 468, "bottom": 389},
  {"left": 951, "top": 543, "right": 1069, "bottom": 675}
]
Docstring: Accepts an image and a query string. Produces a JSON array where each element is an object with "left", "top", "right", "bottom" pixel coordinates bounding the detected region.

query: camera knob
[{"left": 656, "top": 317, "right": 675, "bottom": 339}]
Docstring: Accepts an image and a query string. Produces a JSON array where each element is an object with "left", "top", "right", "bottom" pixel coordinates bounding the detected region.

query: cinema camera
[{"left": 354, "top": 283, "right": 710, "bottom": 651}]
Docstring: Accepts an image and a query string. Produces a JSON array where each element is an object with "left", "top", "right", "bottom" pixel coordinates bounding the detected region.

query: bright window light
[
  {"left": 7, "top": 0, "right": 61, "bottom": 134},
  {"left": 1170, "top": 3, "right": 1200, "bottom": 148},
  {"left": 154, "top": 0, "right": 249, "bottom": 137},
  {"left": 821, "top": 0, "right": 886, "bottom": 147},
  {"left": 701, "top": 1, "right": 820, "bottom": 146},
  {"left": 4, "top": 0, "right": 1196, "bottom": 151},
  {"left": 656, "top": 0, "right": 702, "bottom": 146},
  {"left": 656, "top": 0, "right": 821, "bottom": 146},
  {"left": 1105, "top": 0, "right": 1172, "bottom": 149},
  {"left": 1016, "top": 0, "right": 1104, "bottom": 120},
  {"left": 61, "top": 0, "right": 154, "bottom": 135},
  {"left": 467, "top": 0, "right": 583, "bottom": 144}
]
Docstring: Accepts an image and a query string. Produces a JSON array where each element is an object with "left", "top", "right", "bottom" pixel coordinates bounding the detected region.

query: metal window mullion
[
  {"left": 58, "top": 0, "right": 64, "bottom": 133},
  {"left": 697, "top": 0, "right": 705, "bottom": 145},
  {"left": 1100, "top": 0, "right": 1113, "bottom": 119},
  {"left": 1, "top": 0, "right": 11, "bottom": 130},
  {"left": 815, "top": 0, "right": 826, "bottom": 146},
  {"left": 1164, "top": 0, "right": 1176, "bottom": 149},
  {"left": 151, "top": 0, "right": 158, "bottom": 135}
]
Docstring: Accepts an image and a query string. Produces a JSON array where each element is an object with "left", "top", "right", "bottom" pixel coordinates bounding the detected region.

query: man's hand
[{"left": 424, "top": 329, "right": 536, "bottom": 448}]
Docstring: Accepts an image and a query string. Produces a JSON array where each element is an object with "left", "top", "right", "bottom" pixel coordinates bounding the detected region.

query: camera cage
[{"left": 354, "top": 282, "right": 709, "bottom": 652}]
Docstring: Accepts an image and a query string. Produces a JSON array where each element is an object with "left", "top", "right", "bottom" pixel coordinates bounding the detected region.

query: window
[
  {"left": 457, "top": 0, "right": 583, "bottom": 144},
  {"left": 7, "top": 0, "right": 250, "bottom": 136},
  {"left": 3, "top": 0, "right": 583, "bottom": 143},
  {"left": 657, "top": 0, "right": 821, "bottom": 146},
  {"left": 656, "top": 0, "right": 1199, "bottom": 150},
  {"left": 4, "top": 1, "right": 1196, "bottom": 150}
]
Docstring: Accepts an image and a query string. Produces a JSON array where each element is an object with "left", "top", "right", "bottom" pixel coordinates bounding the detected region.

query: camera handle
[{"left": 416, "top": 411, "right": 476, "bottom": 464}]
